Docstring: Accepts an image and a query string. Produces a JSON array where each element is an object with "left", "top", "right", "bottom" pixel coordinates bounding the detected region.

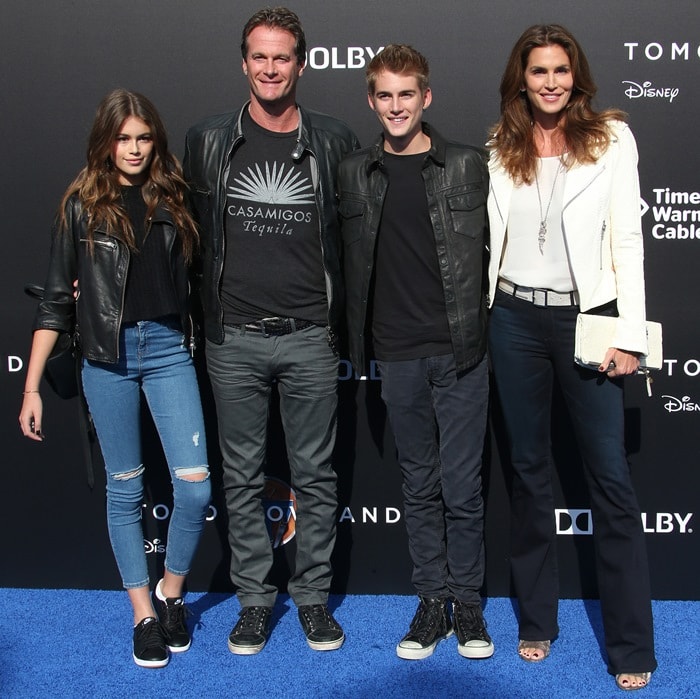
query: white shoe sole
[
  {"left": 306, "top": 634, "right": 345, "bottom": 651},
  {"left": 133, "top": 653, "right": 169, "bottom": 668},
  {"left": 458, "top": 641, "right": 495, "bottom": 659},
  {"left": 228, "top": 638, "right": 266, "bottom": 655},
  {"left": 167, "top": 639, "right": 192, "bottom": 653},
  {"left": 396, "top": 629, "right": 453, "bottom": 660}
]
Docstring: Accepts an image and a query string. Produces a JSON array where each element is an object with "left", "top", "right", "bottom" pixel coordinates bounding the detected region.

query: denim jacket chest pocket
[{"left": 445, "top": 189, "right": 486, "bottom": 240}]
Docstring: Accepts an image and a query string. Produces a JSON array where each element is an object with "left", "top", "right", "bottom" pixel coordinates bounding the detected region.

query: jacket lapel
[
  {"left": 562, "top": 160, "right": 606, "bottom": 210},
  {"left": 488, "top": 165, "right": 514, "bottom": 228}
]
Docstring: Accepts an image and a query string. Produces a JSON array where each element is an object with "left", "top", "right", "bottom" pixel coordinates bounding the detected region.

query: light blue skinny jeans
[{"left": 82, "top": 318, "right": 211, "bottom": 589}]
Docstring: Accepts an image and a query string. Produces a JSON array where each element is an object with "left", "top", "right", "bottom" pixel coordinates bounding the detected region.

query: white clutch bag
[{"left": 574, "top": 314, "right": 663, "bottom": 394}]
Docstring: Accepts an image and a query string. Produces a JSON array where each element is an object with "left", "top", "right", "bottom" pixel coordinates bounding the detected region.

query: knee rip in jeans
[
  {"left": 174, "top": 465, "right": 210, "bottom": 482},
  {"left": 111, "top": 465, "right": 145, "bottom": 481}
]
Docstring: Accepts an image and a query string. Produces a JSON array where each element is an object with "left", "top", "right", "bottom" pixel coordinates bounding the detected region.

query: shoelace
[
  {"left": 237, "top": 607, "right": 268, "bottom": 632},
  {"left": 454, "top": 603, "right": 486, "bottom": 634},
  {"left": 160, "top": 599, "right": 188, "bottom": 626},
  {"left": 409, "top": 602, "right": 445, "bottom": 642},
  {"left": 136, "top": 618, "right": 165, "bottom": 644},
  {"left": 301, "top": 605, "right": 337, "bottom": 630}
]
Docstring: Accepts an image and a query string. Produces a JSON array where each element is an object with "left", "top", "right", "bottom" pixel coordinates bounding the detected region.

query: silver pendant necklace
[{"left": 534, "top": 161, "right": 563, "bottom": 255}]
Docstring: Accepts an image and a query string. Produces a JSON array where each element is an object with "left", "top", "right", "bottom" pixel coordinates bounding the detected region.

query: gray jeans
[{"left": 206, "top": 324, "right": 339, "bottom": 607}]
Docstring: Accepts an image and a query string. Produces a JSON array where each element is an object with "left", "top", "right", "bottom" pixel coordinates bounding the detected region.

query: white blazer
[{"left": 487, "top": 120, "right": 648, "bottom": 354}]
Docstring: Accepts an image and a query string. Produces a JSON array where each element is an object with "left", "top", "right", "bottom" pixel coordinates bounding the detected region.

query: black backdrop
[{"left": 2, "top": 0, "right": 698, "bottom": 600}]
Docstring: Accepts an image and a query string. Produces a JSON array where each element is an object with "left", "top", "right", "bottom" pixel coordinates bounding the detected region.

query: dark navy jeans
[
  {"left": 377, "top": 353, "right": 489, "bottom": 604},
  {"left": 489, "top": 289, "right": 656, "bottom": 675}
]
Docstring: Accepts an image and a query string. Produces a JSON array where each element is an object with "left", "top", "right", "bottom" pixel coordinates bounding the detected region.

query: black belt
[{"left": 240, "top": 317, "right": 315, "bottom": 337}]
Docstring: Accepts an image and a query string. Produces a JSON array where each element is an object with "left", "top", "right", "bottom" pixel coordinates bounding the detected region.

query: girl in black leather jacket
[{"left": 19, "top": 89, "right": 211, "bottom": 669}]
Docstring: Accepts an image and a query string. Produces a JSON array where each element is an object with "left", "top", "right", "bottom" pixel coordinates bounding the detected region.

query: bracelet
[{"left": 23, "top": 390, "right": 40, "bottom": 394}]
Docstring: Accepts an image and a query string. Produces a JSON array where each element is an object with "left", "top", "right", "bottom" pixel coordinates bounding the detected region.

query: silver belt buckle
[
  {"left": 533, "top": 289, "right": 547, "bottom": 306},
  {"left": 259, "top": 317, "right": 277, "bottom": 337}
]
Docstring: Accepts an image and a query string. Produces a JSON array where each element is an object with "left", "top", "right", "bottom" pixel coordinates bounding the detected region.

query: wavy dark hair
[
  {"left": 489, "top": 24, "right": 627, "bottom": 184},
  {"left": 241, "top": 6, "right": 306, "bottom": 65},
  {"left": 59, "top": 89, "right": 198, "bottom": 262}
]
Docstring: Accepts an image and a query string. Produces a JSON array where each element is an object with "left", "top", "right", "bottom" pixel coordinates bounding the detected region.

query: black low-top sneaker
[
  {"left": 297, "top": 604, "right": 344, "bottom": 651},
  {"left": 133, "top": 617, "right": 169, "bottom": 668},
  {"left": 396, "top": 596, "right": 453, "bottom": 660},
  {"left": 452, "top": 600, "right": 494, "bottom": 659},
  {"left": 228, "top": 606, "right": 272, "bottom": 655},
  {"left": 152, "top": 590, "right": 191, "bottom": 652}
]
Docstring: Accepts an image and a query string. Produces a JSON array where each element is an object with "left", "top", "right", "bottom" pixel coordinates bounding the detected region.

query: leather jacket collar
[
  {"left": 364, "top": 122, "right": 447, "bottom": 175},
  {"left": 231, "top": 100, "right": 312, "bottom": 160}
]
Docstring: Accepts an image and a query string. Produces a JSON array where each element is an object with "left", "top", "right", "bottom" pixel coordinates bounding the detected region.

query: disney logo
[
  {"left": 662, "top": 395, "right": 700, "bottom": 413},
  {"left": 623, "top": 80, "right": 679, "bottom": 103},
  {"left": 144, "top": 538, "right": 166, "bottom": 554}
]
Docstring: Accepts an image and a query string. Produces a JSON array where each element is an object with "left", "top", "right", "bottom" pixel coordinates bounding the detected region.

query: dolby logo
[{"left": 555, "top": 508, "right": 593, "bottom": 535}]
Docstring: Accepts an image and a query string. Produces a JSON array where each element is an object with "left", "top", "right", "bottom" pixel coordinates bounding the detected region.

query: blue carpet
[{"left": 0, "top": 591, "right": 695, "bottom": 698}]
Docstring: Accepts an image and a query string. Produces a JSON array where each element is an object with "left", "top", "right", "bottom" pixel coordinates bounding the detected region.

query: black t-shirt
[
  {"left": 371, "top": 151, "right": 451, "bottom": 361},
  {"left": 121, "top": 185, "right": 179, "bottom": 323},
  {"left": 221, "top": 111, "right": 326, "bottom": 325}
]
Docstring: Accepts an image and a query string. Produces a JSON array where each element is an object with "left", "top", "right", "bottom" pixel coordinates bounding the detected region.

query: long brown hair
[
  {"left": 489, "top": 24, "right": 627, "bottom": 185},
  {"left": 59, "top": 89, "right": 198, "bottom": 262}
]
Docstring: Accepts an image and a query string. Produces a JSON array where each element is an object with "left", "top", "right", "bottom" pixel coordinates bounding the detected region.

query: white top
[
  {"left": 488, "top": 121, "right": 648, "bottom": 352},
  {"left": 500, "top": 156, "right": 575, "bottom": 292}
]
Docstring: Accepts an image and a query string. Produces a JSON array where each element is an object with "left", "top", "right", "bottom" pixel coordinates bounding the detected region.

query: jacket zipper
[
  {"left": 306, "top": 146, "right": 330, "bottom": 318},
  {"left": 79, "top": 237, "right": 118, "bottom": 250},
  {"left": 115, "top": 247, "right": 129, "bottom": 360},
  {"left": 217, "top": 136, "right": 243, "bottom": 335},
  {"left": 160, "top": 223, "right": 195, "bottom": 356},
  {"left": 80, "top": 235, "right": 125, "bottom": 359}
]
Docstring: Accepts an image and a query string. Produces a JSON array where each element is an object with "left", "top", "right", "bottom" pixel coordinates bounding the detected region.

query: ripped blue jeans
[{"left": 82, "top": 318, "right": 211, "bottom": 589}]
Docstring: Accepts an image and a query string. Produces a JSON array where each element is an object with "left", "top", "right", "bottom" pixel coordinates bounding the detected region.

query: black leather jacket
[
  {"left": 337, "top": 124, "right": 489, "bottom": 374},
  {"left": 183, "top": 102, "right": 360, "bottom": 344},
  {"left": 33, "top": 195, "right": 192, "bottom": 363}
]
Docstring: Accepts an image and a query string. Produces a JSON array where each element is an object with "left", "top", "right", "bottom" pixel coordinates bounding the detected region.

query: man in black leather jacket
[
  {"left": 183, "top": 7, "right": 358, "bottom": 655},
  {"left": 337, "top": 45, "right": 493, "bottom": 661}
]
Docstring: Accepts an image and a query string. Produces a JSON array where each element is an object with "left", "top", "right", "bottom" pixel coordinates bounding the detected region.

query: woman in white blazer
[{"left": 487, "top": 24, "right": 656, "bottom": 691}]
